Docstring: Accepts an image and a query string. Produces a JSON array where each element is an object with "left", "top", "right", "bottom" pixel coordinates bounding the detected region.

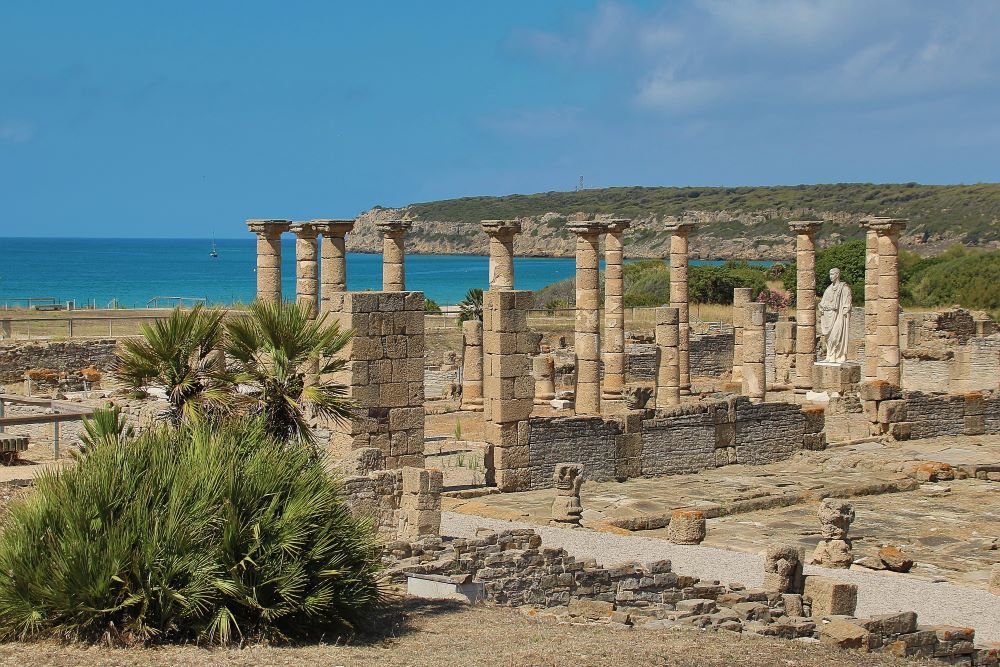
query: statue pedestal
[{"left": 812, "top": 361, "right": 861, "bottom": 397}]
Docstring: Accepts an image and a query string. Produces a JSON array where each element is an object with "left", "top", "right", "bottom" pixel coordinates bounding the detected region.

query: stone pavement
[{"left": 444, "top": 434, "right": 1000, "bottom": 590}]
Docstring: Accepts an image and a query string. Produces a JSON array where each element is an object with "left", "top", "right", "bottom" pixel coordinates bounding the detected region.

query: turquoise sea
[{"left": 0, "top": 238, "right": 766, "bottom": 308}]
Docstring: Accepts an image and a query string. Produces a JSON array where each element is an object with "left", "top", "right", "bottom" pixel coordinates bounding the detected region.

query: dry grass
[{"left": 0, "top": 599, "right": 920, "bottom": 667}]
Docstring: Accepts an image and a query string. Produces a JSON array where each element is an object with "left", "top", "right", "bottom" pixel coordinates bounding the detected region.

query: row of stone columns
[
  {"left": 779, "top": 218, "right": 906, "bottom": 395},
  {"left": 247, "top": 218, "right": 417, "bottom": 311}
]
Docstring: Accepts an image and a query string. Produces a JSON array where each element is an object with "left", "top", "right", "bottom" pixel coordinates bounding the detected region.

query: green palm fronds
[{"left": 0, "top": 419, "right": 384, "bottom": 644}]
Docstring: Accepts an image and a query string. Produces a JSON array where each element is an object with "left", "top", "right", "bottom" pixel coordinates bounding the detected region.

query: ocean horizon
[{"left": 0, "top": 238, "right": 770, "bottom": 308}]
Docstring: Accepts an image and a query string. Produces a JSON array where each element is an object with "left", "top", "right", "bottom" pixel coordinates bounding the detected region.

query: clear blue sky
[{"left": 2, "top": 1, "right": 999, "bottom": 238}]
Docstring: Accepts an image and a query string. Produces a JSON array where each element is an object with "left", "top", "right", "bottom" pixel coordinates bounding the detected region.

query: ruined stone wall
[
  {"left": 524, "top": 416, "right": 624, "bottom": 488},
  {"left": 342, "top": 469, "right": 403, "bottom": 533},
  {"left": 0, "top": 339, "right": 118, "bottom": 385},
  {"left": 424, "top": 367, "right": 459, "bottom": 401},
  {"left": 625, "top": 333, "right": 734, "bottom": 382},
  {"left": 901, "top": 335, "right": 999, "bottom": 393},
  {"left": 862, "top": 382, "right": 999, "bottom": 440},
  {"left": 327, "top": 291, "right": 425, "bottom": 468},
  {"left": 516, "top": 397, "right": 822, "bottom": 490},
  {"left": 624, "top": 343, "right": 656, "bottom": 382}
]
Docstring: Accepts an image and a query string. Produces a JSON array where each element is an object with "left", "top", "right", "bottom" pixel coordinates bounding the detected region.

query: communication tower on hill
[{"left": 576, "top": 175, "right": 584, "bottom": 191}]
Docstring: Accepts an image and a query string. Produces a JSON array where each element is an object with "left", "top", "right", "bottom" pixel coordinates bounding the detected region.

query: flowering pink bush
[{"left": 756, "top": 289, "right": 791, "bottom": 313}]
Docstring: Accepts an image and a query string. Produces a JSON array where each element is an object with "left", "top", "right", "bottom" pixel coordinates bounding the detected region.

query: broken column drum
[
  {"left": 290, "top": 222, "right": 320, "bottom": 318},
  {"left": 731, "top": 287, "right": 753, "bottom": 383},
  {"left": 869, "top": 218, "right": 907, "bottom": 386},
  {"left": 862, "top": 224, "right": 879, "bottom": 383},
  {"left": 533, "top": 354, "right": 556, "bottom": 405},
  {"left": 655, "top": 306, "right": 680, "bottom": 408},
  {"left": 550, "top": 463, "right": 583, "bottom": 527},
  {"left": 743, "top": 302, "right": 766, "bottom": 404},
  {"left": 460, "top": 319, "right": 484, "bottom": 411}
]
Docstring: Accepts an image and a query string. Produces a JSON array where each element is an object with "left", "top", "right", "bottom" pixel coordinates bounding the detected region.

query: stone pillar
[
  {"left": 602, "top": 219, "right": 631, "bottom": 401},
  {"left": 655, "top": 306, "right": 680, "bottom": 408},
  {"left": 567, "top": 221, "right": 605, "bottom": 415},
  {"left": 247, "top": 219, "right": 291, "bottom": 303},
  {"left": 290, "top": 222, "right": 320, "bottom": 318},
  {"left": 481, "top": 219, "right": 521, "bottom": 289},
  {"left": 665, "top": 222, "right": 695, "bottom": 395},
  {"left": 869, "top": 218, "right": 907, "bottom": 386},
  {"left": 862, "top": 225, "right": 879, "bottom": 383},
  {"left": 731, "top": 287, "right": 753, "bottom": 382},
  {"left": 789, "top": 221, "right": 821, "bottom": 394},
  {"left": 743, "top": 302, "right": 766, "bottom": 404},
  {"left": 533, "top": 354, "right": 556, "bottom": 405},
  {"left": 376, "top": 219, "right": 411, "bottom": 291},
  {"left": 399, "top": 467, "right": 443, "bottom": 540},
  {"left": 313, "top": 219, "right": 354, "bottom": 316},
  {"left": 483, "top": 290, "right": 535, "bottom": 492},
  {"left": 460, "top": 319, "right": 484, "bottom": 411}
]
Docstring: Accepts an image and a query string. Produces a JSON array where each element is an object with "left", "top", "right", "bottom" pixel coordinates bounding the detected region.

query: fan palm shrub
[
  {"left": 458, "top": 288, "right": 483, "bottom": 322},
  {"left": 112, "top": 304, "right": 230, "bottom": 425},
  {"left": 224, "top": 300, "right": 353, "bottom": 445},
  {"left": 0, "top": 414, "right": 384, "bottom": 644}
]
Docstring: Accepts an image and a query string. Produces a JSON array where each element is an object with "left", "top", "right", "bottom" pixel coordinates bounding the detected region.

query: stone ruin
[
  {"left": 550, "top": 462, "right": 583, "bottom": 527},
  {"left": 810, "top": 498, "right": 855, "bottom": 569}
]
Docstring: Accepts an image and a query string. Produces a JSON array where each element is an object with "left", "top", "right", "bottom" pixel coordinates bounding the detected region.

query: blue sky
[{"left": 2, "top": 1, "right": 999, "bottom": 238}]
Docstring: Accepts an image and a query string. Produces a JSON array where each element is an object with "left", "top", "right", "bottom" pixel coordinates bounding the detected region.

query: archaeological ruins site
[{"left": 2, "top": 215, "right": 999, "bottom": 664}]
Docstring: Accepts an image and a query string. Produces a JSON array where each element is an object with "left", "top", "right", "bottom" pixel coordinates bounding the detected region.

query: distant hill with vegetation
[{"left": 343, "top": 183, "right": 1000, "bottom": 260}]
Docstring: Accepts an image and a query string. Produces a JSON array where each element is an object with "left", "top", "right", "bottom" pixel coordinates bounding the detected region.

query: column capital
[
  {"left": 289, "top": 221, "right": 321, "bottom": 239},
  {"left": 311, "top": 218, "right": 355, "bottom": 238},
  {"left": 481, "top": 219, "right": 522, "bottom": 239},
  {"left": 788, "top": 220, "right": 822, "bottom": 236},
  {"left": 663, "top": 221, "right": 696, "bottom": 235},
  {"left": 246, "top": 219, "right": 291, "bottom": 237},
  {"left": 606, "top": 218, "right": 632, "bottom": 235},
  {"left": 865, "top": 217, "right": 907, "bottom": 235},
  {"left": 566, "top": 220, "right": 607, "bottom": 237},
  {"left": 376, "top": 219, "right": 412, "bottom": 237}
]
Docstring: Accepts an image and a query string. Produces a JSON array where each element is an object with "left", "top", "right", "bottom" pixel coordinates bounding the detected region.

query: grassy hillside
[{"left": 407, "top": 183, "right": 1000, "bottom": 245}]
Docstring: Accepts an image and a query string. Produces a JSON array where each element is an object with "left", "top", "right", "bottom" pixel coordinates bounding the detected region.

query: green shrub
[
  {"left": 783, "top": 240, "right": 866, "bottom": 304},
  {"left": 424, "top": 298, "right": 442, "bottom": 313},
  {"left": 906, "top": 249, "right": 1000, "bottom": 317},
  {"left": 0, "top": 415, "right": 384, "bottom": 644}
]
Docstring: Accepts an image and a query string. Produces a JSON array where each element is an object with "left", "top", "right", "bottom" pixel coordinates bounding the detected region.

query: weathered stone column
[
  {"left": 731, "top": 287, "right": 753, "bottom": 382},
  {"left": 533, "top": 354, "right": 556, "bottom": 405},
  {"left": 567, "top": 220, "right": 605, "bottom": 415},
  {"left": 655, "top": 306, "right": 680, "bottom": 408},
  {"left": 602, "top": 219, "right": 631, "bottom": 401},
  {"left": 481, "top": 219, "right": 521, "bottom": 289},
  {"left": 290, "top": 222, "right": 321, "bottom": 318},
  {"left": 665, "top": 222, "right": 695, "bottom": 395},
  {"left": 789, "top": 221, "right": 821, "bottom": 394},
  {"left": 862, "top": 223, "right": 880, "bottom": 383},
  {"left": 247, "top": 219, "right": 291, "bottom": 303},
  {"left": 376, "top": 219, "right": 411, "bottom": 291},
  {"left": 460, "top": 319, "right": 484, "bottom": 411},
  {"left": 743, "top": 302, "right": 766, "bottom": 403},
  {"left": 869, "top": 218, "right": 907, "bottom": 386},
  {"left": 313, "top": 219, "right": 354, "bottom": 315}
]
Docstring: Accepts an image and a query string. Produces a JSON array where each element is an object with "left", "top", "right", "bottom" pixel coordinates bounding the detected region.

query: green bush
[
  {"left": 906, "top": 249, "right": 1000, "bottom": 316},
  {"left": 424, "top": 298, "right": 442, "bottom": 313},
  {"left": 0, "top": 415, "right": 384, "bottom": 644}
]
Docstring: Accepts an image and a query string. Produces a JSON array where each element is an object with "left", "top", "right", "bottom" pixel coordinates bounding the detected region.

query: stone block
[
  {"left": 803, "top": 576, "right": 857, "bottom": 618},
  {"left": 877, "top": 399, "right": 906, "bottom": 423},
  {"left": 494, "top": 445, "right": 529, "bottom": 469},
  {"left": 859, "top": 381, "right": 899, "bottom": 401},
  {"left": 496, "top": 468, "right": 530, "bottom": 492},
  {"left": 402, "top": 467, "right": 443, "bottom": 495},
  {"left": 819, "top": 618, "right": 872, "bottom": 650},
  {"left": 567, "top": 598, "right": 614, "bottom": 620},
  {"left": 667, "top": 509, "right": 706, "bottom": 545}
]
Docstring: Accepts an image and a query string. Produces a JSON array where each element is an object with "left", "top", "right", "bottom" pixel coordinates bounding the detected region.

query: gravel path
[{"left": 443, "top": 511, "right": 1000, "bottom": 643}]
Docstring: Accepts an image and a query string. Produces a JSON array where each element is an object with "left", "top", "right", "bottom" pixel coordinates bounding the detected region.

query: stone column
[
  {"left": 731, "top": 287, "right": 753, "bottom": 383},
  {"left": 460, "top": 319, "right": 484, "bottom": 411},
  {"left": 602, "top": 219, "right": 631, "bottom": 401},
  {"left": 789, "top": 221, "right": 822, "bottom": 394},
  {"left": 290, "top": 222, "right": 320, "bottom": 318},
  {"left": 376, "top": 219, "right": 411, "bottom": 291},
  {"left": 567, "top": 221, "right": 605, "bottom": 415},
  {"left": 246, "top": 219, "right": 291, "bottom": 303},
  {"left": 862, "top": 223, "right": 880, "bottom": 383},
  {"left": 481, "top": 219, "right": 521, "bottom": 289},
  {"left": 655, "top": 306, "right": 680, "bottom": 408},
  {"left": 665, "top": 222, "right": 695, "bottom": 395},
  {"left": 533, "top": 354, "right": 556, "bottom": 405},
  {"left": 743, "top": 302, "right": 766, "bottom": 404},
  {"left": 313, "top": 219, "right": 354, "bottom": 316},
  {"left": 869, "top": 218, "right": 907, "bottom": 386}
]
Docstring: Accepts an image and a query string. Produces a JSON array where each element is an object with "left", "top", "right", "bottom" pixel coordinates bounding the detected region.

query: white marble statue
[{"left": 818, "top": 267, "right": 852, "bottom": 363}]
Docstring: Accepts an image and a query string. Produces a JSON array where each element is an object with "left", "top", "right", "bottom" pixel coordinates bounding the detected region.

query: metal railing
[
  {"left": 0, "top": 315, "right": 171, "bottom": 340},
  {"left": 0, "top": 395, "right": 93, "bottom": 459},
  {"left": 145, "top": 296, "right": 209, "bottom": 309}
]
